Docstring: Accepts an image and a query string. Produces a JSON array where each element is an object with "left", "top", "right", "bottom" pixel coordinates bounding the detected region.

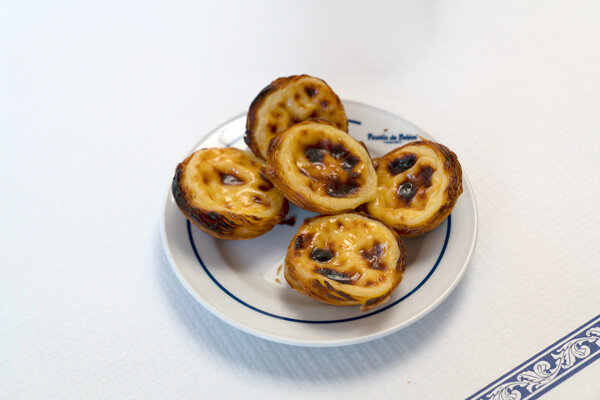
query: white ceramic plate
[{"left": 161, "top": 100, "right": 478, "bottom": 347}]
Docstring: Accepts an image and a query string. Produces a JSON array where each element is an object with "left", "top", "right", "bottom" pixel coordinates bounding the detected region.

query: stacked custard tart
[{"left": 172, "top": 75, "right": 463, "bottom": 311}]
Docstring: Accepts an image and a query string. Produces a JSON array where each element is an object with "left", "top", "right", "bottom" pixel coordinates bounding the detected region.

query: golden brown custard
[
  {"left": 365, "top": 140, "right": 462, "bottom": 237},
  {"left": 172, "top": 148, "right": 288, "bottom": 239},
  {"left": 245, "top": 75, "right": 348, "bottom": 159},
  {"left": 266, "top": 120, "right": 376, "bottom": 214},
  {"left": 284, "top": 213, "right": 406, "bottom": 311}
]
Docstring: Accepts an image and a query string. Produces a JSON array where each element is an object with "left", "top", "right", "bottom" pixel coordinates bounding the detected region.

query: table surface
[{"left": 2, "top": 1, "right": 599, "bottom": 399}]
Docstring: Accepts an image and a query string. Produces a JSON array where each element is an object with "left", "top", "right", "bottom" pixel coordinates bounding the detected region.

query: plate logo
[{"left": 367, "top": 131, "right": 418, "bottom": 144}]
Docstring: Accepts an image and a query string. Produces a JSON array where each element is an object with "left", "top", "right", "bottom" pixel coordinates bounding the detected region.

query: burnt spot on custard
[
  {"left": 411, "top": 165, "right": 434, "bottom": 186},
  {"left": 310, "top": 248, "right": 334, "bottom": 262},
  {"left": 304, "top": 86, "right": 318, "bottom": 97},
  {"left": 294, "top": 233, "right": 314, "bottom": 250},
  {"left": 219, "top": 172, "right": 245, "bottom": 186},
  {"left": 315, "top": 267, "right": 360, "bottom": 284},
  {"left": 321, "top": 99, "right": 329, "bottom": 109},
  {"left": 398, "top": 182, "right": 416, "bottom": 203},
  {"left": 325, "top": 177, "right": 360, "bottom": 198},
  {"left": 331, "top": 145, "right": 360, "bottom": 170},
  {"left": 397, "top": 165, "right": 434, "bottom": 204},
  {"left": 389, "top": 153, "right": 417, "bottom": 175},
  {"left": 360, "top": 242, "right": 386, "bottom": 270},
  {"left": 303, "top": 140, "right": 359, "bottom": 170},
  {"left": 301, "top": 139, "right": 363, "bottom": 198},
  {"left": 305, "top": 147, "right": 325, "bottom": 163}
]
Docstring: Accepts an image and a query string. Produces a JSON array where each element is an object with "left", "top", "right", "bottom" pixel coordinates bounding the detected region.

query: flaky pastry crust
[
  {"left": 244, "top": 75, "right": 348, "bottom": 159},
  {"left": 284, "top": 213, "right": 407, "bottom": 311},
  {"left": 364, "top": 140, "right": 462, "bottom": 237},
  {"left": 265, "top": 119, "right": 377, "bottom": 214},
  {"left": 172, "top": 148, "right": 288, "bottom": 240}
]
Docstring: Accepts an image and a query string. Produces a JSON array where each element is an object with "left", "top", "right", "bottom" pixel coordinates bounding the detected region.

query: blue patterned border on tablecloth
[{"left": 467, "top": 314, "right": 600, "bottom": 400}]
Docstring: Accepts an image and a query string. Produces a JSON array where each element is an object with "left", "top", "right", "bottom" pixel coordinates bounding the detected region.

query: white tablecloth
[{"left": 2, "top": 1, "right": 599, "bottom": 398}]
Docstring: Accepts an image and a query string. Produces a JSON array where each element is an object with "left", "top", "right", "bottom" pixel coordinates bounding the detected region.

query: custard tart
[
  {"left": 172, "top": 148, "right": 288, "bottom": 240},
  {"left": 284, "top": 213, "right": 407, "bottom": 311},
  {"left": 365, "top": 140, "right": 462, "bottom": 237},
  {"left": 265, "top": 120, "right": 376, "bottom": 214},
  {"left": 245, "top": 74, "right": 348, "bottom": 159}
]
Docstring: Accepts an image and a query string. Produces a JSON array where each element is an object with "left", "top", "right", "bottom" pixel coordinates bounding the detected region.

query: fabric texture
[{"left": 1, "top": 1, "right": 599, "bottom": 398}]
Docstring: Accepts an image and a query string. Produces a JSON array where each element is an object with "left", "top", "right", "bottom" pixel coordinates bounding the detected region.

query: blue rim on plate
[
  {"left": 186, "top": 216, "right": 451, "bottom": 323},
  {"left": 162, "top": 100, "right": 478, "bottom": 346}
]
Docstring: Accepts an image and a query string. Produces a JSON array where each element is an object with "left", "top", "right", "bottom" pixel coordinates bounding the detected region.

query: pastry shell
[
  {"left": 364, "top": 140, "right": 462, "bottom": 237},
  {"left": 284, "top": 213, "right": 407, "bottom": 311},
  {"left": 172, "top": 148, "right": 288, "bottom": 240},
  {"left": 266, "top": 119, "right": 377, "bottom": 214},
  {"left": 245, "top": 74, "right": 348, "bottom": 160}
]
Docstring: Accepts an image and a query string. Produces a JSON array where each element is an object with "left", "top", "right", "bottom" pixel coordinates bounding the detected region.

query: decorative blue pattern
[
  {"left": 186, "top": 216, "right": 451, "bottom": 324},
  {"left": 467, "top": 314, "right": 600, "bottom": 400}
]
